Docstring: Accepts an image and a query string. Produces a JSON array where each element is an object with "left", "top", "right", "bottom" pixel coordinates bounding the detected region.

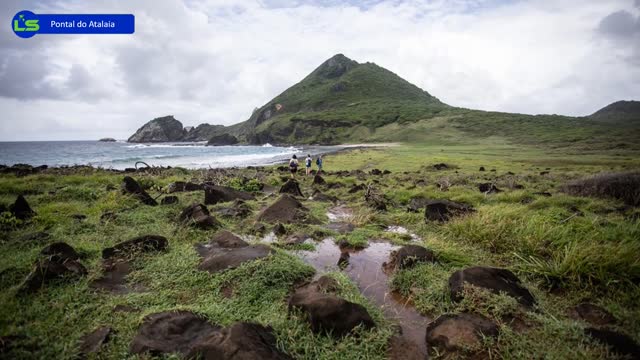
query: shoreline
[{"left": 0, "top": 143, "right": 397, "bottom": 171}]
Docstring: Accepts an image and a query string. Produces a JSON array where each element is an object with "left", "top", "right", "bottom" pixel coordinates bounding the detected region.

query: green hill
[{"left": 130, "top": 54, "right": 638, "bottom": 149}]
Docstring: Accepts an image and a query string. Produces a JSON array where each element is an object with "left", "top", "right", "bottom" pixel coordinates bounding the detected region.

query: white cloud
[{"left": 0, "top": 0, "right": 638, "bottom": 140}]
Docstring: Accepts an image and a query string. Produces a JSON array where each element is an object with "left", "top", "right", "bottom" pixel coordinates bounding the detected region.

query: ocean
[{"left": 0, "top": 141, "right": 340, "bottom": 169}]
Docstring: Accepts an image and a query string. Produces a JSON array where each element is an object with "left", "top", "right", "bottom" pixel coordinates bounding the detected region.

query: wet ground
[{"left": 290, "top": 205, "right": 430, "bottom": 356}]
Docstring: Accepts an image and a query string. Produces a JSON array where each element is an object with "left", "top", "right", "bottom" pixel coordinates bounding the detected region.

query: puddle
[
  {"left": 326, "top": 205, "right": 353, "bottom": 222},
  {"left": 241, "top": 232, "right": 277, "bottom": 244},
  {"left": 385, "top": 226, "right": 421, "bottom": 241},
  {"left": 294, "top": 238, "right": 429, "bottom": 356}
]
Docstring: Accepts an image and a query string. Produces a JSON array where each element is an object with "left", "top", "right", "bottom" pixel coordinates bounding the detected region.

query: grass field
[{"left": 1, "top": 143, "right": 639, "bottom": 359}]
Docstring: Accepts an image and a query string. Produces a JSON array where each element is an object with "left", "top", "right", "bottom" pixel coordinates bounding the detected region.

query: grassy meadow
[{"left": 0, "top": 142, "right": 639, "bottom": 359}]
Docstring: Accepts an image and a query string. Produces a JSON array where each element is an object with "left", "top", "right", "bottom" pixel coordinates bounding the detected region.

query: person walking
[
  {"left": 316, "top": 155, "right": 323, "bottom": 174},
  {"left": 289, "top": 154, "right": 299, "bottom": 179},
  {"left": 305, "top": 154, "right": 312, "bottom": 176}
]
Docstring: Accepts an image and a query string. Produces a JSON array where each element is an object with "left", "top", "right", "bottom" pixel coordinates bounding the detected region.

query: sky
[{"left": 0, "top": 0, "right": 639, "bottom": 141}]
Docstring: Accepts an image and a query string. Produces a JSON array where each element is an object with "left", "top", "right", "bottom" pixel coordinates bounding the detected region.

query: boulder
[
  {"left": 387, "top": 335, "right": 426, "bottom": 360},
  {"left": 568, "top": 303, "right": 616, "bottom": 326},
  {"left": 78, "top": 326, "right": 112, "bottom": 356},
  {"left": 167, "top": 181, "right": 202, "bottom": 193},
  {"left": 478, "top": 183, "right": 501, "bottom": 194},
  {"left": 127, "top": 115, "right": 186, "bottom": 143},
  {"left": 186, "top": 322, "right": 292, "bottom": 360},
  {"left": 161, "top": 195, "right": 179, "bottom": 205},
  {"left": 204, "top": 185, "right": 255, "bottom": 205},
  {"left": 479, "top": 166, "right": 486, "bottom": 171},
  {"left": 216, "top": 199, "right": 252, "bottom": 218},
  {"left": 584, "top": 328, "right": 640, "bottom": 359},
  {"left": 370, "top": 169, "right": 383, "bottom": 176},
  {"left": 207, "top": 133, "right": 239, "bottom": 146},
  {"left": 424, "top": 200, "right": 474, "bottom": 222},
  {"left": 208, "top": 231, "right": 249, "bottom": 249},
  {"left": 20, "top": 253, "right": 87, "bottom": 293},
  {"left": 130, "top": 311, "right": 220, "bottom": 356},
  {"left": 197, "top": 244, "right": 274, "bottom": 274},
  {"left": 449, "top": 266, "right": 536, "bottom": 307},
  {"left": 273, "top": 223, "right": 287, "bottom": 236},
  {"left": 40, "top": 242, "right": 80, "bottom": 260},
  {"left": 179, "top": 203, "right": 221, "bottom": 229},
  {"left": 313, "top": 175, "right": 326, "bottom": 185},
  {"left": 257, "top": 195, "right": 310, "bottom": 224},
  {"left": 425, "top": 313, "right": 499, "bottom": 351},
  {"left": 310, "top": 190, "right": 338, "bottom": 203},
  {"left": 288, "top": 278, "right": 375, "bottom": 337},
  {"left": 387, "top": 245, "right": 436, "bottom": 270},
  {"left": 283, "top": 233, "right": 308, "bottom": 246},
  {"left": 102, "top": 235, "right": 168, "bottom": 259},
  {"left": 121, "top": 176, "right": 158, "bottom": 206},
  {"left": 10, "top": 195, "right": 35, "bottom": 220},
  {"left": 432, "top": 163, "right": 448, "bottom": 170},
  {"left": 279, "top": 179, "right": 304, "bottom": 197}
]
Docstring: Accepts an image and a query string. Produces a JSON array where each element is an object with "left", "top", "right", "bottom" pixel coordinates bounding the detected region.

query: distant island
[
  {"left": 98, "top": 138, "right": 116, "bottom": 142},
  {"left": 127, "top": 54, "right": 640, "bottom": 149}
]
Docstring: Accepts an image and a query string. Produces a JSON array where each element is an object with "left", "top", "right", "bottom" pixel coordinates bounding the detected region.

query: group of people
[{"left": 288, "top": 154, "right": 323, "bottom": 179}]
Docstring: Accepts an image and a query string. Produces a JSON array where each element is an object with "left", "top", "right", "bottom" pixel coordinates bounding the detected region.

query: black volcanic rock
[
  {"left": 207, "top": 133, "right": 239, "bottom": 146},
  {"left": 127, "top": 116, "right": 186, "bottom": 143}
]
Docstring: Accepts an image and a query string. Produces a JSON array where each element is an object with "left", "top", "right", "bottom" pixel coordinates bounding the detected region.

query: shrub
[{"left": 560, "top": 172, "right": 640, "bottom": 206}]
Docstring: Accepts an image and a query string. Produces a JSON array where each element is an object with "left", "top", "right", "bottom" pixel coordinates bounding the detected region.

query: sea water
[{"left": 0, "top": 141, "right": 338, "bottom": 169}]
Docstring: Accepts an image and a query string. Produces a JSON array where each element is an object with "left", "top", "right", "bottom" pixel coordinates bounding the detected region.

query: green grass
[{"left": 1, "top": 142, "right": 640, "bottom": 359}]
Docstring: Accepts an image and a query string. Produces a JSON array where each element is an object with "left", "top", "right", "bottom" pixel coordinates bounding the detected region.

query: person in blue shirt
[
  {"left": 316, "top": 155, "right": 323, "bottom": 174},
  {"left": 305, "top": 154, "right": 312, "bottom": 176}
]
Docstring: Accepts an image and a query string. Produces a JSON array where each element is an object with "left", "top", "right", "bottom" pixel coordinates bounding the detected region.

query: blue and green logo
[
  {"left": 12, "top": 10, "right": 39, "bottom": 38},
  {"left": 11, "top": 10, "right": 134, "bottom": 38}
]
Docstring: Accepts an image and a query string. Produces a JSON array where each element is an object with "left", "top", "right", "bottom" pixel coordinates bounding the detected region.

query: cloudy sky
[{"left": 1, "top": 0, "right": 639, "bottom": 141}]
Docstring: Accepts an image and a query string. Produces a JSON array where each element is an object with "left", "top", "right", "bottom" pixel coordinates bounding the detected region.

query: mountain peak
[{"left": 311, "top": 53, "right": 359, "bottom": 79}]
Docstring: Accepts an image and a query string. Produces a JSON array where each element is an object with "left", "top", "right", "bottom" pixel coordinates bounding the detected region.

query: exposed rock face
[
  {"left": 78, "top": 326, "right": 112, "bottom": 356},
  {"left": 179, "top": 203, "right": 221, "bottom": 229},
  {"left": 313, "top": 175, "right": 326, "bottom": 185},
  {"left": 207, "top": 231, "right": 249, "bottom": 249},
  {"left": 426, "top": 313, "right": 499, "bottom": 351},
  {"left": 102, "top": 235, "right": 168, "bottom": 259},
  {"left": 568, "top": 303, "right": 616, "bottom": 326},
  {"left": 288, "top": 276, "right": 375, "bottom": 337},
  {"left": 129, "top": 311, "right": 220, "bottom": 356},
  {"left": 257, "top": 195, "right": 310, "bottom": 224},
  {"left": 207, "top": 133, "right": 239, "bottom": 146},
  {"left": 121, "top": 176, "right": 158, "bottom": 206},
  {"left": 216, "top": 200, "right": 252, "bottom": 218},
  {"left": 130, "top": 311, "right": 291, "bottom": 360},
  {"left": 198, "top": 245, "right": 273, "bottom": 274},
  {"left": 40, "top": 242, "right": 80, "bottom": 260},
  {"left": 19, "top": 243, "right": 88, "bottom": 293},
  {"left": 449, "top": 266, "right": 536, "bottom": 307},
  {"left": 424, "top": 200, "right": 474, "bottom": 222},
  {"left": 183, "top": 123, "right": 226, "bottom": 142},
  {"left": 10, "top": 195, "right": 35, "bottom": 220},
  {"left": 584, "top": 327, "right": 640, "bottom": 359},
  {"left": 204, "top": 185, "right": 255, "bottom": 205},
  {"left": 478, "top": 183, "right": 501, "bottom": 194},
  {"left": 161, "top": 195, "right": 179, "bottom": 205},
  {"left": 279, "top": 179, "right": 304, "bottom": 197},
  {"left": 127, "top": 116, "right": 186, "bottom": 143},
  {"left": 167, "top": 181, "right": 203, "bottom": 193},
  {"left": 186, "top": 322, "right": 292, "bottom": 360},
  {"left": 387, "top": 245, "right": 436, "bottom": 270}
]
